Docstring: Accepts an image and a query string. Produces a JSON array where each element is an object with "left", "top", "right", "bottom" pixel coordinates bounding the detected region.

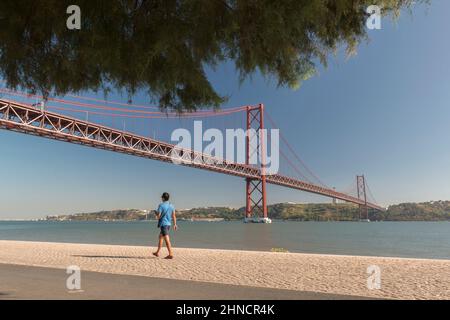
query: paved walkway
[{"left": 0, "top": 264, "right": 368, "bottom": 300}]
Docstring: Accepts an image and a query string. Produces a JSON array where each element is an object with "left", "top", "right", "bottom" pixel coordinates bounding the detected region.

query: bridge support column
[
  {"left": 356, "top": 175, "right": 369, "bottom": 221},
  {"left": 245, "top": 104, "right": 268, "bottom": 222}
]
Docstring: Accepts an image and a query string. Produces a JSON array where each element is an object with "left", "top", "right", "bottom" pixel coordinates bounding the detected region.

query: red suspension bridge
[{"left": 0, "top": 89, "right": 385, "bottom": 221}]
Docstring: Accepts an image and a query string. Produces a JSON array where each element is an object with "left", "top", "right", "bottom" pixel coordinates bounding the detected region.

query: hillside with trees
[{"left": 46, "top": 201, "right": 450, "bottom": 222}]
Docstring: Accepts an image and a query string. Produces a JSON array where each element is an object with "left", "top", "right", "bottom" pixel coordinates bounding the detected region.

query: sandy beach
[{"left": 0, "top": 240, "right": 449, "bottom": 300}]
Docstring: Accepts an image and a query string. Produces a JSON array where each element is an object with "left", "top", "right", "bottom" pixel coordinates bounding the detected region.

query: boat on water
[{"left": 244, "top": 217, "right": 272, "bottom": 224}]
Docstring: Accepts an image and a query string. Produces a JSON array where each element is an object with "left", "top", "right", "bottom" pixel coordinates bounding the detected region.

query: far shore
[
  {"left": 0, "top": 240, "right": 449, "bottom": 300},
  {"left": 2, "top": 219, "right": 450, "bottom": 222}
]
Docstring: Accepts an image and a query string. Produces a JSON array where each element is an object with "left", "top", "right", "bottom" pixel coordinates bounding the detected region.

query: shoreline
[
  {"left": 0, "top": 237, "right": 449, "bottom": 261},
  {"left": 0, "top": 240, "right": 449, "bottom": 299},
  {"left": 2, "top": 219, "right": 450, "bottom": 222},
  {"left": 1, "top": 239, "right": 449, "bottom": 262}
]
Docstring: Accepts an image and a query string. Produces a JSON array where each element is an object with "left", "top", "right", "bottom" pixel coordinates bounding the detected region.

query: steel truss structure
[
  {"left": 245, "top": 104, "right": 268, "bottom": 219},
  {"left": 0, "top": 99, "right": 384, "bottom": 212},
  {"left": 356, "top": 175, "right": 369, "bottom": 219}
]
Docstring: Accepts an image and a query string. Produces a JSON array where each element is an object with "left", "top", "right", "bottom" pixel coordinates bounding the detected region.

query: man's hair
[{"left": 162, "top": 192, "right": 170, "bottom": 201}]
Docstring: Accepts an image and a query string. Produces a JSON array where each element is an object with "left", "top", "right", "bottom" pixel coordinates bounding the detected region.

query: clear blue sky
[{"left": 2, "top": 1, "right": 450, "bottom": 219}]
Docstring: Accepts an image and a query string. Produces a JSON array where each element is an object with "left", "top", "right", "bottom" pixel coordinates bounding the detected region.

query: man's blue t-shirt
[{"left": 157, "top": 202, "right": 174, "bottom": 227}]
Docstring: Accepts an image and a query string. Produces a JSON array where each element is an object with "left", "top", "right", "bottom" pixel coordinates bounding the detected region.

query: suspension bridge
[{"left": 0, "top": 88, "right": 384, "bottom": 222}]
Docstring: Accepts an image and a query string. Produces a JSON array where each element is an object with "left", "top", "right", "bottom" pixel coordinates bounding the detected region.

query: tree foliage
[{"left": 0, "top": 0, "right": 426, "bottom": 112}]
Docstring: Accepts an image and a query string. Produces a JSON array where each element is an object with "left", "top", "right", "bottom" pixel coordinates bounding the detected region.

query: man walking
[{"left": 153, "top": 192, "right": 177, "bottom": 259}]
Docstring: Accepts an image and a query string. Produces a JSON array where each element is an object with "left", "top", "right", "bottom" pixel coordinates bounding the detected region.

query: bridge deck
[{"left": 0, "top": 99, "right": 384, "bottom": 211}]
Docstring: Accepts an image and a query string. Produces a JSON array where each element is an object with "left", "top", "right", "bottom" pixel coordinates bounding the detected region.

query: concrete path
[{"left": 0, "top": 264, "right": 370, "bottom": 300}]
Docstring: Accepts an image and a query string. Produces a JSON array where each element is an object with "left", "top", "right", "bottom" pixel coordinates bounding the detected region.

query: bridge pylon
[
  {"left": 356, "top": 175, "right": 369, "bottom": 221},
  {"left": 245, "top": 104, "right": 268, "bottom": 222}
]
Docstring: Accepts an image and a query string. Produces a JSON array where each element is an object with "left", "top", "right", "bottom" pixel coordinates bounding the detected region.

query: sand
[{"left": 0, "top": 240, "right": 448, "bottom": 299}]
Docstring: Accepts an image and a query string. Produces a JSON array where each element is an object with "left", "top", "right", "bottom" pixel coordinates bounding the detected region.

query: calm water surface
[{"left": 1, "top": 221, "right": 449, "bottom": 259}]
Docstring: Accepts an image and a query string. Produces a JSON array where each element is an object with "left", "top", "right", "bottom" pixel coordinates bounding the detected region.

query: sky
[{"left": 2, "top": 1, "right": 450, "bottom": 219}]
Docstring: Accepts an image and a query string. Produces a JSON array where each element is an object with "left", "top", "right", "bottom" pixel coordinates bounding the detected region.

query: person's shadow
[{"left": 71, "top": 255, "right": 155, "bottom": 259}]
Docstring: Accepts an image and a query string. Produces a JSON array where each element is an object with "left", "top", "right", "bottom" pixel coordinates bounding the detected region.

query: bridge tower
[
  {"left": 356, "top": 175, "right": 369, "bottom": 221},
  {"left": 245, "top": 104, "right": 269, "bottom": 222}
]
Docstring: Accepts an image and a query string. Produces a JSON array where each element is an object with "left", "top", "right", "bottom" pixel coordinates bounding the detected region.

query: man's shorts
[{"left": 160, "top": 225, "right": 170, "bottom": 236}]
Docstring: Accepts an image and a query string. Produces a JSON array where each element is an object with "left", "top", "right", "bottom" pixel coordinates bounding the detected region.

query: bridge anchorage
[{"left": 0, "top": 98, "right": 385, "bottom": 223}]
